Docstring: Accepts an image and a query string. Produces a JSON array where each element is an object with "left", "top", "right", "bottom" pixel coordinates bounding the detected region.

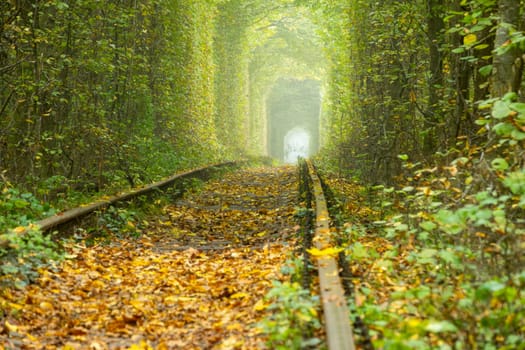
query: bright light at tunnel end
[{"left": 284, "top": 127, "right": 310, "bottom": 164}]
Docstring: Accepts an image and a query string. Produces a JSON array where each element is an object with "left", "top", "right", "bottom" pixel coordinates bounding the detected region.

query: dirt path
[{"left": 1, "top": 166, "right": 298, "bottom": 349}]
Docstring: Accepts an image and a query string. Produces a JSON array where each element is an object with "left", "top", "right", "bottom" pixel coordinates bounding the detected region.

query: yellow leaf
[
  {"left": 164, "top": 296, "right": 195, "bottom": 303},
  {"left": 404, "top": 317, "right": 424, "bottom": 329},
  {"left": 307, "top": 247, "right": 344, "bottom": 257},
  {"left": 230, "top": 292, "right": 249, "bottom": 299},
  {"left": 91, "top": 279, "right": 106, "bottom": 288},
  {"left": 4, "top": 320, "right": 19, "bottom": 332},
  {"left": 127, "top": 340, "right": 153, "bottom": 350},
  {"left": 464, "top": 33, "right": 477, "bottom": 46},
  {"left": 129, "top": 300, "right": 145, "bottom": 311},
  {"left": 13, "top": 226, "right": 26, "bottom": 234},
  {"left": 253, "top": 299, "right": 268, "bottom": 311},
  {"left": 309, "top": 307, "right": 318, "bottom": 317},
  {"left": 26, "top": 333, "right": 38, "bottom": 342},
  {"left": 226, "top": 322, "right": 243, "bottom": 331},
  {"left": 39, "top": 301, "right": 54, "bottom": 311},
  {"left": 418, "top": 186, "right": 433, "bottom": 196},
  {"left": 163, "top": 296, "right": 177, "bottom": 304},
  {"left": 8, "top": 302, "right": 24, "bottom": 311}
]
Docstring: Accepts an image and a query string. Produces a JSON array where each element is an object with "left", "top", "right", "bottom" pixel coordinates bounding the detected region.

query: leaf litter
[{"left": 0, "top": 166, "right": 299, "bottom": 349}]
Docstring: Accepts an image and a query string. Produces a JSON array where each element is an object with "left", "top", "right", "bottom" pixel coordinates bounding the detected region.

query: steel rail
[
  {"left": 306, "top": 160, "right": 355, "bottom": 350},
  {"left": 35, "top": 161, "right": 240, "bottom": 233}
]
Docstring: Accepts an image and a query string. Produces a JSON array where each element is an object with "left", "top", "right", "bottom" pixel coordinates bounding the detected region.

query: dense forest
[
  {"left": 2, "top": 0, "right": 524, "bottom": 193},
  {"left": 0, "top": 0, "right": 323, "bottom": 199},
  {"left": 1, "top": 0, "right": 524, "bottom": 348}
]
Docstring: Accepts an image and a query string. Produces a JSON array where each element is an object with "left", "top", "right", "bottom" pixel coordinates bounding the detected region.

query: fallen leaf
[{"left": 307, "top": 246, "right": 344, "bottom": 257}]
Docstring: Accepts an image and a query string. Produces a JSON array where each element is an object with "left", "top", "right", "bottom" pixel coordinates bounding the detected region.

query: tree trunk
[
  {"left": 491, "top": 0, "right": 523, "bottom": 98},
  {"left": 424, "top": 0, "right": 445, "bottom": 155}
]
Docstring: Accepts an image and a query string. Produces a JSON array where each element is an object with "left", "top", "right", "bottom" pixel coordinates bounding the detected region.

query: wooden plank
[{"left": 307, "top": 160, "right": 355, "bottom": 350}]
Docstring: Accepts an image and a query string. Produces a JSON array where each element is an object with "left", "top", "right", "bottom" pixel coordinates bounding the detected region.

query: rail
[
  {"left": 36, "top": 161, "right": 240, "bottom": 233},
  {"left": 306, "top": 160, "right": 356, "bottom": 350}
]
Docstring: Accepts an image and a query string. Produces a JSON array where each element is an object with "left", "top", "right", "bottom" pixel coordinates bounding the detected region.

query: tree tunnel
[{"left": 266, "top": 78, "right": 320, "bottom": 163}]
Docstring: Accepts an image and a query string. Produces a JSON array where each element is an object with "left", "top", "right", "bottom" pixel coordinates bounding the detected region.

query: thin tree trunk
[
  {"left": 424, "top": 0, "right": 445, "bottom": 155},
  {"left": 491, "top": 0, "right": 523, "bottom": 98}
]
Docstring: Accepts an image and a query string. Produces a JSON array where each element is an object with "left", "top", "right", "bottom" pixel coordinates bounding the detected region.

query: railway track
[
  {"left": 1, "top": 164, "right": 297, "bottom": 349},
  {"left": 35, "top": 161, "right": 240, "bottom": 235},
  {"left": 302, "top": 160, "right": 356, "bottom": 350},
  {"left": 1, "top": 161, "right": 360, "bottom": 349}
]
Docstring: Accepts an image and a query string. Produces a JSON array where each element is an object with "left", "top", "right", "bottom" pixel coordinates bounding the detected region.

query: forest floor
[
  {"left": 4, "top": 163, "right": 520, "bottom": 349},
  {"left": 0, "top": 166, "right": 299, "bottom": 349}
]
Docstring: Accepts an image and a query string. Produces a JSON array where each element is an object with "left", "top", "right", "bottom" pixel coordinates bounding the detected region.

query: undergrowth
[
  {"left": 0, "top": 188, "right": 62, "bottom": 288},
  {"left": 0, "top": 225, "right": 62, "bottom": 290},
  {"left": 258, "top": 257, "right": 324, "bottom": 350},
  {"left": 258, "top": 189, "right": 324, "bottom": 350},
  {"left": 321, "top": 92, "right": 525, "bottom": 348}
]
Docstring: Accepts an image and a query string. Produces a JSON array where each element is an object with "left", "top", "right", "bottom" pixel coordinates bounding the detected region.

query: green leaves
[
  {"left": 434, "top": 209, "right": 466, "bottom": 235},
  {"left": 491, "top": 158, "right": 509, "bottom": 171},
  {"left": 503, "top": 170, "right": 525, "bottom": 194},
  {"left": 478, "top": 64, "right": 493, "bottom": 77},
  {"left": 425, "top": 320, "right": 458, "bottom": 333},
  {"left": 492, "top": 100, "right": 513, "bottom": 119},
  {"left": 503, "top": 170, "right": 525, "bottom": 207},
  {"left": 419, "top": 220, "right": 437, "bottom": 232},
  {"left": 260, "top": 281, "right": 322, "bottom": 349},
  {"left": 414, "top": 248, "right": 438, "bottom": 264},
  {"left": 0, "top": 187, "right": 55, "bottom": 231},
  {"left": 0, "top": 224, "right": 62, "bottom": 288}
]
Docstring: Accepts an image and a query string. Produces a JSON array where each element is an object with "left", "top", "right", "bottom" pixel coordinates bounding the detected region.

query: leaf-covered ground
[{"left": 0, "top": 166, "right": 298, "bottom": 349}]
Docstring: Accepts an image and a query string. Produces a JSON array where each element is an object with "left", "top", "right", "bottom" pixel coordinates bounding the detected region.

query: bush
[
  {"left": 258, "top": 279, "right": 322, "bottom": 349},
  {"left": 0, "top": 224, "right": 62, "bottom": 289},
  {"left": 0, "top": 186, "right": 55, "bottom": 233}
]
